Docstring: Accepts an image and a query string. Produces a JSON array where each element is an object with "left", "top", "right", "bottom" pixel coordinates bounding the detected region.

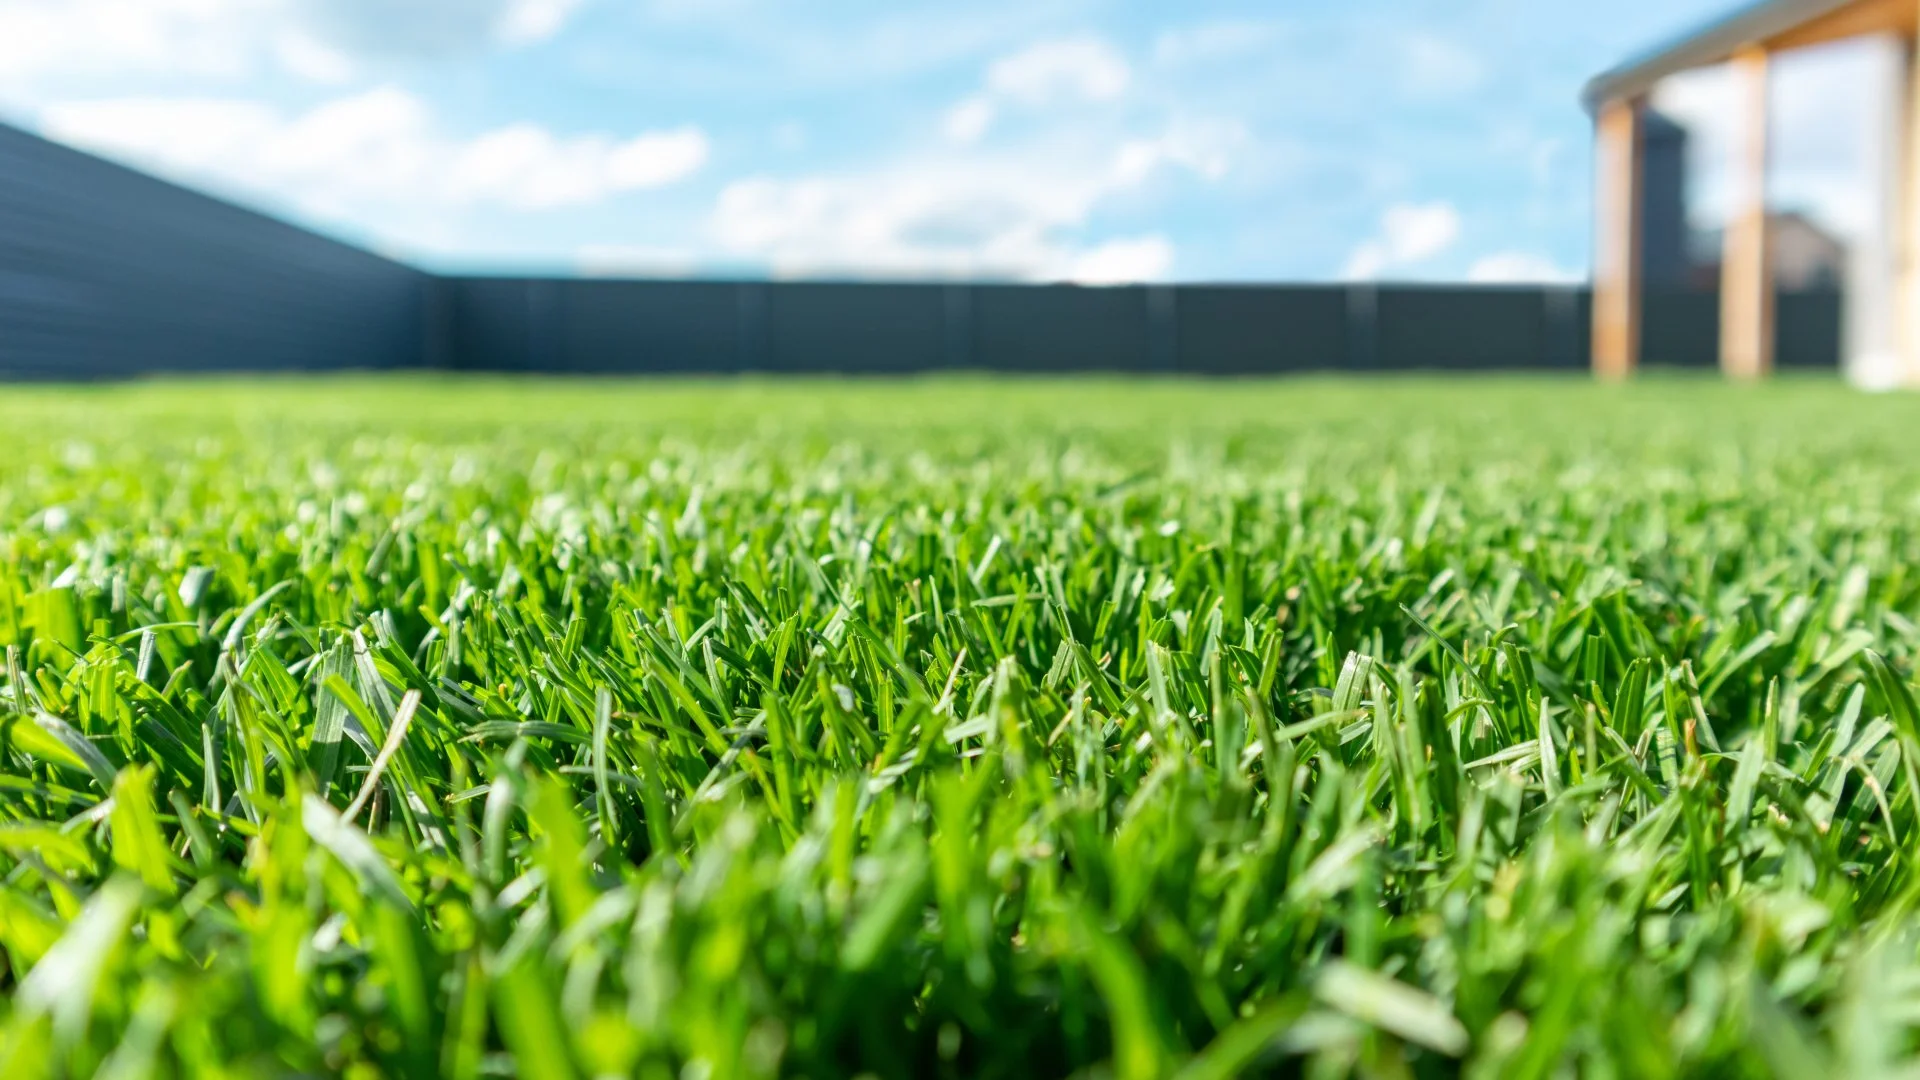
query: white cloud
[
  {"left": 1113, "top": 118, "right": 1245, "bottom": 184},
  {"left": 937, "top": 37, "right": 1133, "bottom": 148},
  {"left": 296, "top": 0, "right": 589, "bottom": 56},
  {"left": 0, "top": 0, "right": 266, "bottom": 84},
  {"left": 715, "top": 23, "right": 1233, "bottom": 284},
  {"left": 711, "top": 135, "right": 1200, "bottom": 282},
  {"left": 577, "top": 244, "right": 702, "bottom": 277},
  {"left": 40, "top": 88, "right": 706, "bottom": 217},
  {"left": 1342, "top": 244, "right": 1391, "bottom": 281},
  {"left": 447, "top": 123, "right": 708, "bottom": 208},
  {"left": 44, "top": 96, "right": 280, "bottom": 168},
  {"left": 1466, "top": 251, "right": 1580, "bottom": 283},
  {"left": 0, "top": 0, "right": 588, "bottom": 92},
  {"left": 945, "top": 96, "right": 996, "bottom": 144},
  {"left": 274, "top": 31, "right": 356, "bottom": 84},
  {"left": 497, "top": 0, "right": 586, "bottom": 45},
  {"left": 1066, "top": 237, "right": 1173, "bottom": 283},
  {"left": 716, "top": 27, "right": 1236, "bottom": 283},
  {"left": 606, "top": 129, "right": 709, "bottom": 188},
  {"left": 629, "top": 1, "right": 1080, "bottom": 90},
  {"left": 1342, "top": 201, "right": 1462, "bottom": 279},
  {"left": 714, "top": 167, "right": 1077, "bottom": 280},
  {"left": 986, "top": 38, "right": 1130, "bottom": 104}
]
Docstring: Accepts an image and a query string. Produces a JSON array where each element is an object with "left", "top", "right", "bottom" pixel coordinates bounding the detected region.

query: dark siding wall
[
  {"left": 1777, "top": 290, "right": 1843, "bottom": 369},
  {"left": 1374, "top": 287, "right": 1588, "bottom": 370},
  {"left": 0, "top": 122, "right": 425, "bottom": 379},
  {"left": 1570, "top": 290, "right": 1595, "bottom": 371},
  {"left": 433, "top": 278, "right": 1838, "bottom": 376},
  {"left": 972, "top": 285, "right": 1155, "bottom": 372},
  {"left": 447, "top": 278, "right": 540, "bottom": 373},
  {"left": 1641, "top": 289, "right": 1719, "bottom": 368},
  {"left": 1638, "top": 288, "right": 1842, "bottom": 369},
  {"left": 444, "top": 278, "right": 748, "bottom": 373},
  {"left": 569, "top": 279, "right": 743, "bottom": 373},
  {"left": 1173, "top": 287, "right": 1348, "bottom": 373},
  {"left": 765, "top": 283, "right": 950, "bottom": 373}
]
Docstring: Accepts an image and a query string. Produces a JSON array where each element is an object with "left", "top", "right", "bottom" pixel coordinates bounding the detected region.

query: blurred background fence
[
  {"left": 410, "top": 275, "right": 1849, "bottom": 376},
  {"left": 0, "top": 123, "right": 426, "bottom": 380},
  {"left": 1, "top": 120, "right": 1842, "bottom": 379}
]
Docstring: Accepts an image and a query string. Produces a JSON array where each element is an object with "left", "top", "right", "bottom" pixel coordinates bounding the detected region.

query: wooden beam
[
  {"left": 1589, "top": 0, "right": 1920, "bottom": 118},
  {"left": 1721, "top": 47, "right": 1774, "bottom": 380},
  {"left": 1592, "top": 97, "right": 1644, "bottom": 379},
  {"left": 1768, "top": 0, "right": 1918, "bottom": 52}
]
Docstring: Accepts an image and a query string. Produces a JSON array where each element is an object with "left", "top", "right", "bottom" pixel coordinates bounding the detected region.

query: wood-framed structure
[{"left": 1585, "top": 0, "right": 1920, "bottom": 383}]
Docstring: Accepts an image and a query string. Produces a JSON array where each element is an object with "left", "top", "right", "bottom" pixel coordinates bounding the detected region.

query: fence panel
[
  {"left": 764, "top": 283, "right": 950, "bottom": 373},
  {"left": 1377, "top": 287, "right": 1563, "bottom": 370},
  {"left": 1777, "top": 289, "right": 1842, "bottom": 369},
  {"left": 1174, "top": 287, "right": 1348, "bottom": 373},
  {"left": 562, "top": 279, "right": 742, "bottom": 373},
  {"left": 971, "top": 285, "right": 1154, "bottom": 372},
  {"left": 0, "top": 123, "right": 424, "bottom": 379},
  {"left": 1641, "top": 289, "right": 1719, "bottom": 368}
]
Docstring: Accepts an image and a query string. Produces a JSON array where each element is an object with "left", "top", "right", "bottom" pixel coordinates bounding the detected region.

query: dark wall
[
  {"left": 1641, "top": 289, "right": 1719, "bottom": 368},
  {"left": 1777, "top": 289, "right": 1843, "bottom": 369},
  {"left": 1172, "top": 287, "right": 1348, "bottom": 373},
  {"left": 0, "top": 122, "right": 426, "bottom": 379},
  {"left": 440, "top": 278, "right": 1777, "bottom": 375},
  {"left": 1374, "top": 286, "right": 1587, "bottom": 370},
  {"left": 1638, "top": 287, "right": 1843, "bottom": 370},
  {"left": 442, "top": 277, "right": 750, "bottom": 374}
]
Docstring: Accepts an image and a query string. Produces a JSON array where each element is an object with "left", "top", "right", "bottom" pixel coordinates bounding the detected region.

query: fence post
[
  {"left": 1546, "top": 286, "right": 1580, "bottom": 369},
  {"left": 943, "top": 285, "right": 974, "bottom": 370},
  {"left": 420, "top": 277, "right": 455, "bottom": 370},
  {"left": 525, "top": 279, "right": 564, "bottom": 372},
  {"left": 1147, "top": 286, "right": 1178, "bottom": 372},
  {"left": 1346, "top": 284, "right": 1379, "bottom": 369},
  {"left": 737, "top": 283, "right": 768, "bottom": 372}
]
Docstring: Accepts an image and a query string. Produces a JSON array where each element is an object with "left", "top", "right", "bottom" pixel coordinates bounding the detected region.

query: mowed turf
[{"left": 4, "top": 375, "right": 1920, "bottom": 1078}]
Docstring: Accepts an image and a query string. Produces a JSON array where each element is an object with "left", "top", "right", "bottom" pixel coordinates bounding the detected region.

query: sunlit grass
[{"left": 3, "top": 374, "right": 1919, "bottom": 1077}]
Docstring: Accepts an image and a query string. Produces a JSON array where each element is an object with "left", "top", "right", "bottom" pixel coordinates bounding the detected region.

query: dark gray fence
[
  {"left": 0, "top": 122, "right": 427, "bottom": 379},
  {"left": 436, "top": 276, "right": 1836, "bottom": 375},
  {"left": 0, "top": 119, "right": 1843, "bottom": 379},
  {"left": 1640, "top": 288, "right": 1840, "bottom": 369}
]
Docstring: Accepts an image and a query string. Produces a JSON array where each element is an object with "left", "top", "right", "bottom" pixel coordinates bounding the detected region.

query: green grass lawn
[{"left": 5, "top": 374, "right": 1920, "bottom": 1077}]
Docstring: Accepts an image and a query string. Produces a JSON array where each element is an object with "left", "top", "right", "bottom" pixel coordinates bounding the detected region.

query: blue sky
[{"left": 0, "top": 0, "right": 1878, "bottom": 283}]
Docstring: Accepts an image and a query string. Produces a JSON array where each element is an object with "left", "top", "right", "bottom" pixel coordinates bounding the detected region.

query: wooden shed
[{"left": 1586, "top": 0, "right": 1916, "bottom": 382}]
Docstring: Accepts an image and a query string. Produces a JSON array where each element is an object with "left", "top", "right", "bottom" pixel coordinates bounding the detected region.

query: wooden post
[
  {"left": 1592, "top": 97, "right": 1645, "bottom": 379},
  {"left": 1720, "top": 47, "right": 1774, "bottom": 380},
  {"left": 1899, "top": 27, "right": 1920, "bottom": 386}
]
